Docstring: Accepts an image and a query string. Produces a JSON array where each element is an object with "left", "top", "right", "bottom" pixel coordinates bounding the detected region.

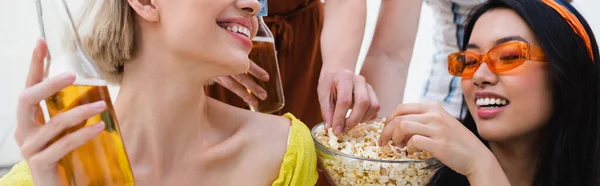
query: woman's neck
[
  {"left": 489, "top": 133, "right": 540, "bottom": 186},
  {"left": 116, "top": 46, "right": 212, "bottom": 134},
  {"left": 112, "top": 49, "right": 245, "bottom": 171}
]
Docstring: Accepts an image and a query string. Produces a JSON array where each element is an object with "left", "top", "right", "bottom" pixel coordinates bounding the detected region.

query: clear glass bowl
[{"left": 311, "top": 121, "right": 443, "bottom": 186}]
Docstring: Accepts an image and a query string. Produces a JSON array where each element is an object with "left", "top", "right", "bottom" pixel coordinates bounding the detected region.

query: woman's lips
[{"left": 474, "top": 92, "right": 510, "bottom": 119}]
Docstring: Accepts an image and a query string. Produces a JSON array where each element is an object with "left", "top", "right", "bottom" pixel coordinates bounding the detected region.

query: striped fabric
[{"left": 421, "top": 0, "right": 486, "bottom": 118}]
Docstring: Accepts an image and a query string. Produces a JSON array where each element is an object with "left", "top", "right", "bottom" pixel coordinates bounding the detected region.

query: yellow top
[
  {"left": 272, "top": 113, "right": 319, "bottom": 186},
  {"left": 0, "top": 113, "right": 318, "bottom": 186},
  {"left": 0, "top": 161, "right": 31, "bottom": 186}
]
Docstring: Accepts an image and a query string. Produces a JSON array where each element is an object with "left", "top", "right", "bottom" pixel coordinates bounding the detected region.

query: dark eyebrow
[
  {"left": 465, "top": 35, "right": 528, "bottom": 50},
  {"left": 466, "top": 44, "right": 480, "bottom": 49},
  {"left": 494, "top": 36, "right": 528, "bottom": 46}
]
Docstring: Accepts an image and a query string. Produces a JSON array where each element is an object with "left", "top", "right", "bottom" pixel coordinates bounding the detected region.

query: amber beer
[
  {"left": 45, "top": 80, "right": 134, "bottom": 186},
  {"left": 248, "top": 37, "right": 285, "bottom": 113}
]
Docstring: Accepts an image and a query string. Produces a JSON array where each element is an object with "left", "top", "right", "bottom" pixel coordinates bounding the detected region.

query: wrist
[
  {"left": 466, "top": 152, "right": 510, "bottom": 186},
  {"left": 320, "top": 65, "right": 355, "bottom": 75}
]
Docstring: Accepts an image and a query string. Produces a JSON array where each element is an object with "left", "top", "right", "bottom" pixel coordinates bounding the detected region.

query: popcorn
[{"left": 314, "top": 120, "right": 440, "bottom": 186}]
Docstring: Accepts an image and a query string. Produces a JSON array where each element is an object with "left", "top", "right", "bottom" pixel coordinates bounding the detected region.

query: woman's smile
[{"left": 217, "top": 17, "right": 253, "bottom": 50}]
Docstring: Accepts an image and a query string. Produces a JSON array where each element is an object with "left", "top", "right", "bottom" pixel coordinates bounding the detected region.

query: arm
[
  {"left": 319, "top": 0, "right": 381, "bottom": 135},
  {"left": 360, "top": 0, "right": 423, "bottom": 115},
  {"left": 320, "top": 0, "right": 367, "bottom": 71},
  {"left": 467, "top": 153, "right": 511, "bottom": 186},
  {"left": 381, "top": 103, "right": 511, "bottom": 186}
]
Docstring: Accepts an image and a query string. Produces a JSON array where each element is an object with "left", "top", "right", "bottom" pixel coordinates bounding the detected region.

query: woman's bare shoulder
[{"left": 246, "top": 113, "right": 292, "bottom": 141}]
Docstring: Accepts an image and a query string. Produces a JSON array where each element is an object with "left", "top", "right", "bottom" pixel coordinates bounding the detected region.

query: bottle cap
[{"left": 258, "top": 0, "right": 268, "bottom": 16}]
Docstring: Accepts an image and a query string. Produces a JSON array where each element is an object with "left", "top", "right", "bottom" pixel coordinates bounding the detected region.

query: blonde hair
[{"left": 79, "top": 0, "right": 136, "bottom": 84}]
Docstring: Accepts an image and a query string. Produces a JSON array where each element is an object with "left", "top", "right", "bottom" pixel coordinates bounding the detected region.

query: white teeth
[
  {"left": 243, "top": 27, "right": 250, "bottom": 37},
  {"left": 224, "top": 24, "right": 250, "bottom": 38},
  {"left": 476, "top": 97, "right": 509, "bottom": 106}
]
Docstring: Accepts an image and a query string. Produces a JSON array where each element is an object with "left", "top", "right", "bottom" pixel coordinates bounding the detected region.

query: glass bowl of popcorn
[{"left": 311, "top": 119, "right": 443, "bottom": 186}]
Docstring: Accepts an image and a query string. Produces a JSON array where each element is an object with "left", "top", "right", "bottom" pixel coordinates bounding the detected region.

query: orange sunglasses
[{"left": 448, "top": 41, "right": 546, "bottom": 78}]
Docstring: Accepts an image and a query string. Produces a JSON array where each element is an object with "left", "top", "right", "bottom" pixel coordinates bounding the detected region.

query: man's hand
[
  {"left": 318, "top": 0, "right": 369, "bottom": 135},
  {"left": 213, "top": 60, "right": 269, "bottom": 107},
  {"left": 318, "top": 69, "right": 380, "bottom": 135}
]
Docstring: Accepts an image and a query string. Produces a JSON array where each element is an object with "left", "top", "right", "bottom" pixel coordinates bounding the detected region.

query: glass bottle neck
[{"left": 254, "top": 16, "right": 274, "bottom": 39}]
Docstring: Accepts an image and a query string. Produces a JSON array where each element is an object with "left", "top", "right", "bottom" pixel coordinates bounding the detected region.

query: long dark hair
[{"left": 428, "top": 0, "right": 600, "bottom": 185}]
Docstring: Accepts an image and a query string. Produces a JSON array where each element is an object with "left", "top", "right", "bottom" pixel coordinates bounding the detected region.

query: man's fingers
[
  {"left": 331, "top": 75, "right": 354, "bottom": 135},
  {"left": 362, "top": 84, "right": 380, "bottom": 123},
  {"left": 246, "top": 59, "right": 269, "bottom": 81},
  {"left": 319, "top": 90, "right": 334, "bottom": 129},
  {"left": 345, "top": 77, "right": 369, "bottom": 132},
  {"left": 317, "top": 78, "right": 334, "bottom": 129}
]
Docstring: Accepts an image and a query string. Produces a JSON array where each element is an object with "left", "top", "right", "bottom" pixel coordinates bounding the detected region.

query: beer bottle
[
  {"left": 247, "top": 1, "right": 285, "bottom": 114},
  {"left": 35, "top": 0, "right": 134, "bottom": 185}
]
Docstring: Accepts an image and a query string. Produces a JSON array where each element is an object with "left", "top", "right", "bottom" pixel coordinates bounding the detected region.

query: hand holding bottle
[
  {"left": 14, "top": 40, "right": 107, "bottom": 186},
  {"left": 212, "top": 60, "right": 269, "bottom": 107}
]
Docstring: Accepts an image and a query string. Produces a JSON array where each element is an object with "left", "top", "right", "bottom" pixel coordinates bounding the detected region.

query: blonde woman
[{"left": 0, "top": 0, "right": 317, "bottom": 185}]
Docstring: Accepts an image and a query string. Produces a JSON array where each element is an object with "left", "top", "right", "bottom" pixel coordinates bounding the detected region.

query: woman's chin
[
  {"left": 225, "top": 53, "right": 251, "bottom": 71},
  {"left": 229, "top": 61, "right": 250, "bottom": 75},
  {"left": 212, "top": 57, "right": 251, "bottom": 74},
  {"left": 476, "top": 123, "right": 513, "bottom": 142},
  {"left": 225, "top": 65, "right": 251, "bottom": 77}
]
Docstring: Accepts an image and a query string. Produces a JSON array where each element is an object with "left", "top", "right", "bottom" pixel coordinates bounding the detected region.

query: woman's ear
[{"left": 127, "top": 0, "right": 160, "bottom": 22}]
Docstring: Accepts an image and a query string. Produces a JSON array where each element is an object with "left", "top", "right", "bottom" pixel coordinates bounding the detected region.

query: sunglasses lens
[
  {"left": 490, "top": 43, "right": 527, "bottom": 72},
  {"left": 449, "top": 55, "right": 465, "bottom": 76},
  {"left": 449, "top": 53, "right": 478, "bottom": 77}
]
